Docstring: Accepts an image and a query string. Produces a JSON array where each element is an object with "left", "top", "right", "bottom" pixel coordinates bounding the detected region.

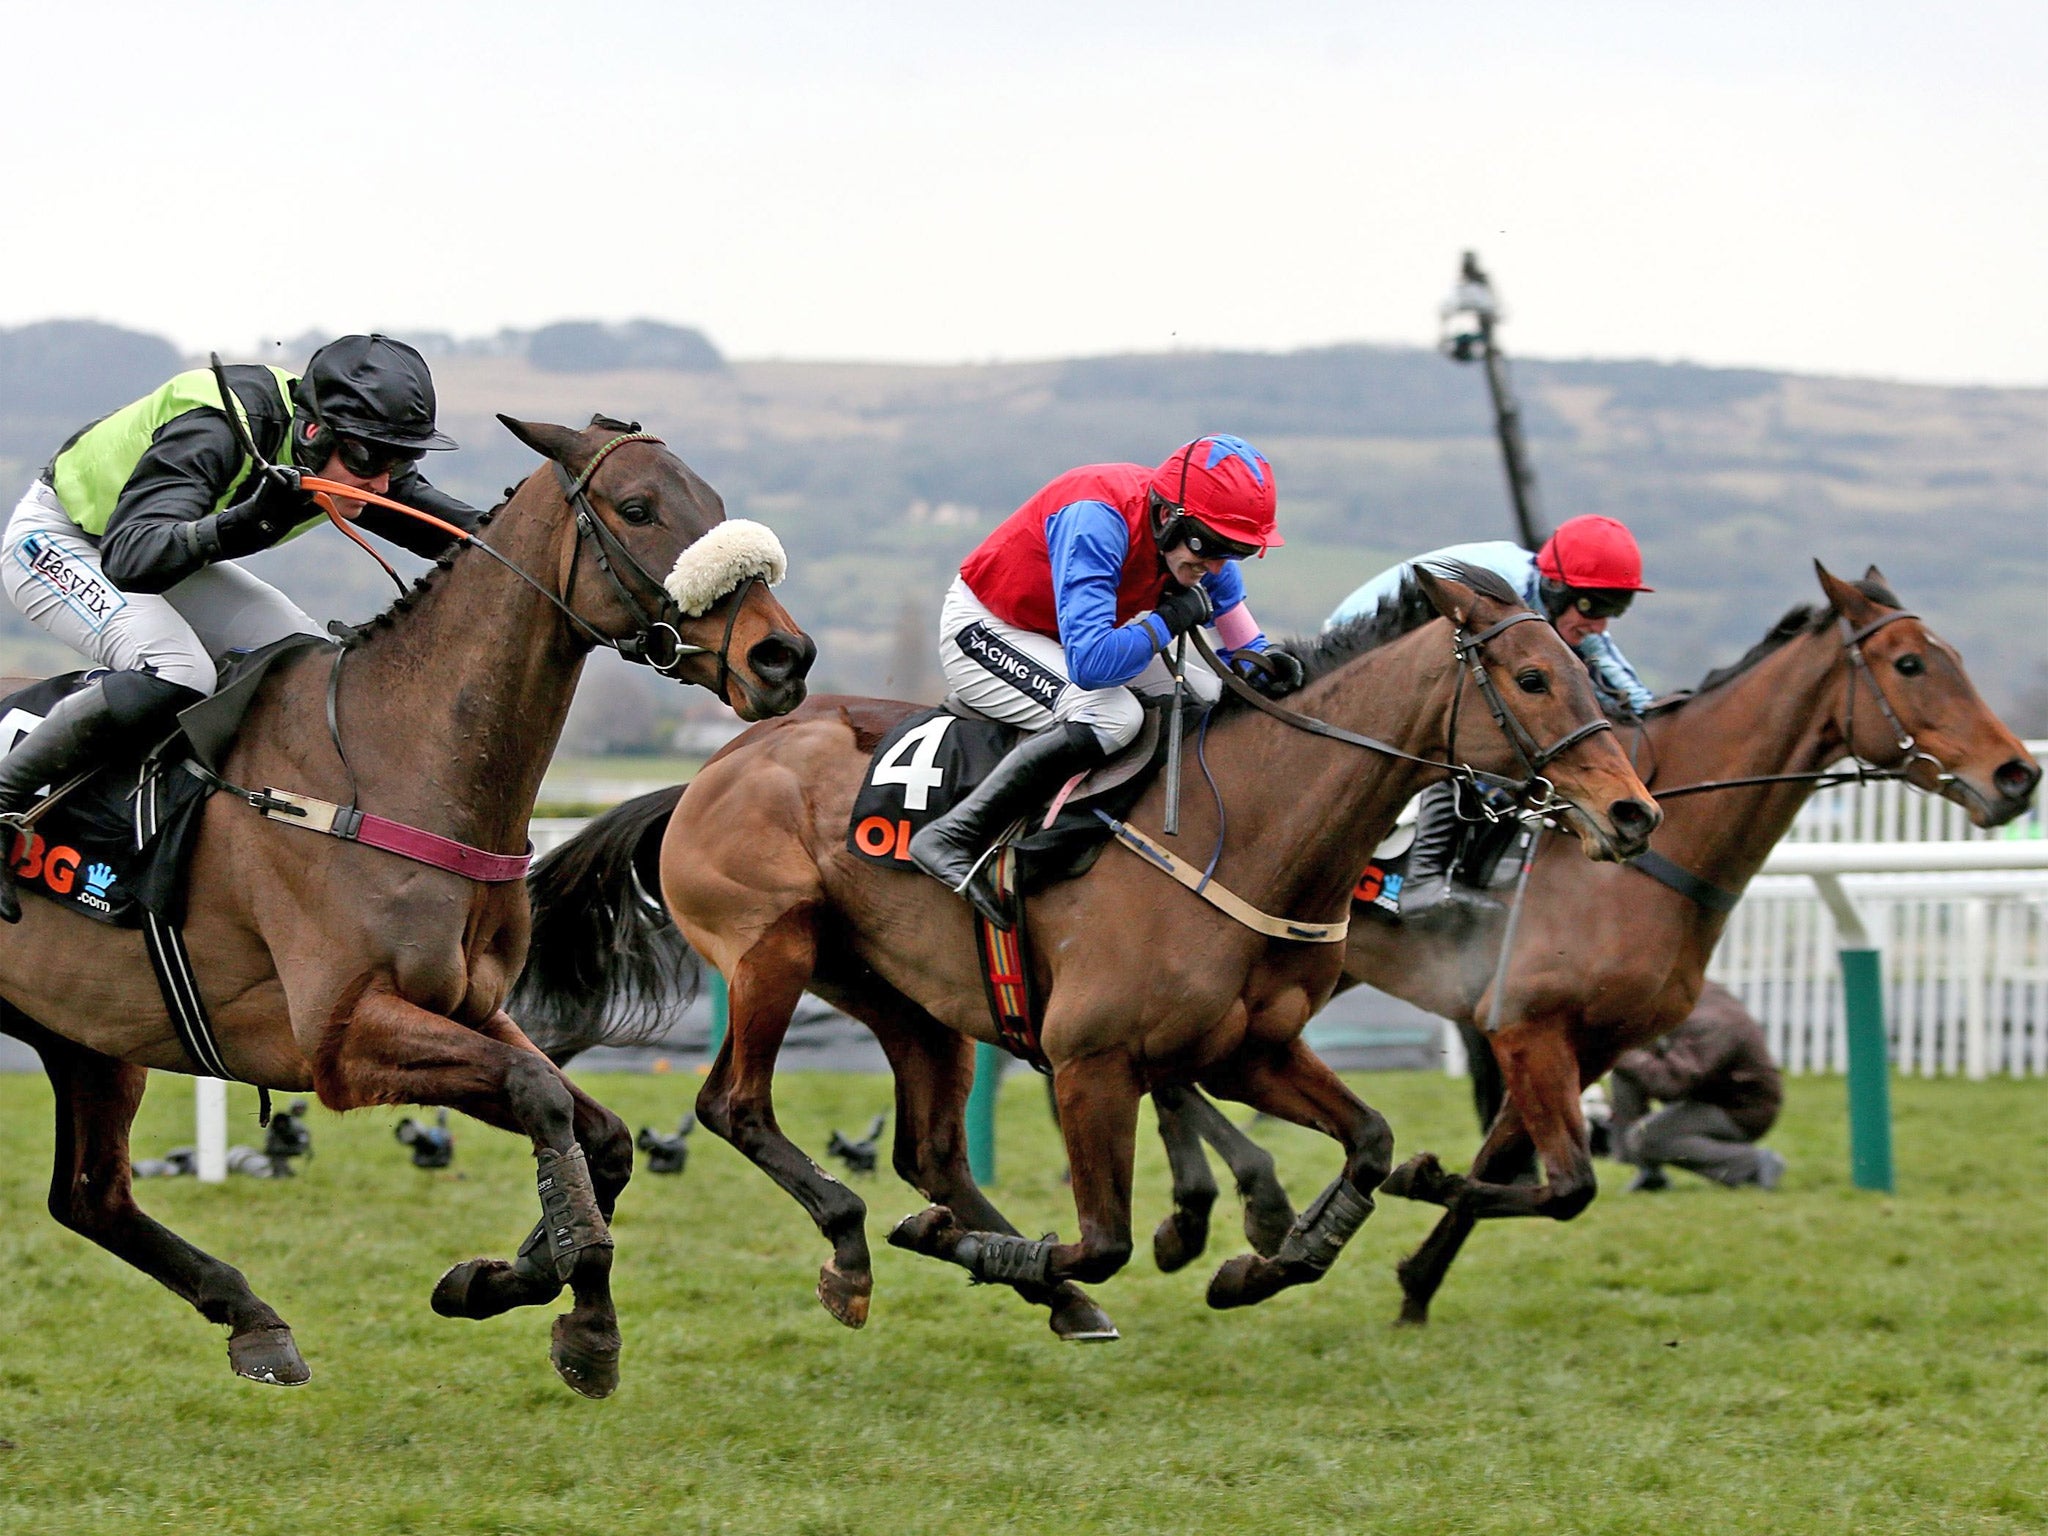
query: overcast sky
[{"left": 4, "top": 1, "right": 2043, "bottom": 384}]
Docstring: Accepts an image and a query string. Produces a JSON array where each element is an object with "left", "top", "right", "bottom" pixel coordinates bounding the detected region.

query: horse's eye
[
  {"left": 1516, "top": 669, "right": 1549, "bottom": 695},
  {"left": 1894, "top": 653, "right": 1925, "bottom": 677},
  {"left": 617, "top": 501, "right": 655, "bottom": 526}
]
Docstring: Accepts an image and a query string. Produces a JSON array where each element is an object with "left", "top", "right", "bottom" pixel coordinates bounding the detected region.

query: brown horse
[
  {"left": 1150, "top": 564, "right": 2040, "bottom": 1322},
  {"left": 0, "top": 416, "right": 813, "bottom": 1394},
  {"left": 653, "top": 562, "right": 1658, "bottom": 1339}
]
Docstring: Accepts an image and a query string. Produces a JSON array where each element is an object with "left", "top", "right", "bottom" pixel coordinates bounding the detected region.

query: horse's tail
[{"left": 511, "top": 784, "right": 701, "bottom": 1064}]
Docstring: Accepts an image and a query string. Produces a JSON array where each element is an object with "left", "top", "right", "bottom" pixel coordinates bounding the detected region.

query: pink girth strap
[{"left": 247, "top": 787, "right": 531, "bottom": 883}]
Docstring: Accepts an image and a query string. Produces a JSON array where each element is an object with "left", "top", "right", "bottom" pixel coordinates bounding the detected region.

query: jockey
[
  {"left": 1325, "top": 514, "right": 1655, "bottom": 926},
  {"left": 909, "top": 434, "right": 1302, "bottom": 925},
  {"left": 0, "top": 333, "right": 481, "bottom": 922}
]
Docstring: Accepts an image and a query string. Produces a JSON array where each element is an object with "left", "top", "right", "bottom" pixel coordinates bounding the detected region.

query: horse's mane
[
  {"left": 1681, "top": 574, "right": 1902, "bottom": 699},
  {"left": 338, "top": 496, "right": 508, "bottom": 651},
  {"left": 1213, "top": 558, "right": 1521, "bottom": 719}
]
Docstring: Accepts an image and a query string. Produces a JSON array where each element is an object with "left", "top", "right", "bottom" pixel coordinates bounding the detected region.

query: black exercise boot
[
  {"left": 0, "top": 671, "right": 198, "bottom": 923},
  {"left": 1397, "top": 780, "right": 1503, "bottom": 931},
  {"left": 908, "top": 720, "right": 1108, "bottom": 928}
]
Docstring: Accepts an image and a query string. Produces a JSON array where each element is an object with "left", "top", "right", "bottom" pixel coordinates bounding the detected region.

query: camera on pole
[{"left": 1439, "top": 250, "right": 1547, "bottom": 553}]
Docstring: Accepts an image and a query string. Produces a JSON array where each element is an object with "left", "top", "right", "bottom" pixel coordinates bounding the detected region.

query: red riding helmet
[
  {"left": 1150, "top": 434, "right": 1283, "bottom": 552},
  {"left": 1536, "top": 515, "right": 1653, "bottom": 591}
]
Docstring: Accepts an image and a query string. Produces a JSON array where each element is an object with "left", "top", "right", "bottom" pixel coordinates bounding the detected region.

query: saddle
[
  {"left": 846, "top": 697, "right": 1189, "bottom": 1070},
  {"left": 0, "top": 635, "right": 327, "bottom": 929}
]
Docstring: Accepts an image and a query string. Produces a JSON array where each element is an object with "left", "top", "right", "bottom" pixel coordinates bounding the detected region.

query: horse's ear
[
  {"left": 497, "top": 415, "right": 586, "bottom": 464},
  {"left": 1814, "top": 560, "right": 1877, "bottom": 622},
  {"left": 1863, "top": 563, "right": 1889, "bottom": 588},
  {"left": 1413, "top": 562, "right": 1481, "bottom": 627}
]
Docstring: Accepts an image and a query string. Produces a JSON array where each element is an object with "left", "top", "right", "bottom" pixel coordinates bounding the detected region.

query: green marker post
[
  {"left": 706, "top": 970, "right": 729, "bottom": 1065},
  {"left": 1815, "top": 873, "right": 1894, "bottom": 1193},
  {"left": 966, "top": 1042, "right": 1003, "bottom": 1184}
]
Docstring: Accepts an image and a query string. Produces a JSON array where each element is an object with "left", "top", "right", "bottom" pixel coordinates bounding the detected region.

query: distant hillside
[{"left": 0, "top": 324, "right": 2042, "bottom": 743}]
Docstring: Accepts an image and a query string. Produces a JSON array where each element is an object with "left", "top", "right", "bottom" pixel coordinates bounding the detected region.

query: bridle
[
  {"left": 1195, "top": 605, "right": 1615, "bottom": 821},
  {"left": 549, "top": 434, "right": 762, "bottom": 702},
  {"left": 1642, "top": 609, "right": 1951, "bottom": 802}
]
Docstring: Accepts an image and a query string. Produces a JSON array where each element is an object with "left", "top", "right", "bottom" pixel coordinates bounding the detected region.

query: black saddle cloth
[
  {"left": 845, "top": 701, "right": 1181, "bottom": 894},
  {"left": 0, "top": 635, "right": 329, "bottom": 927}
]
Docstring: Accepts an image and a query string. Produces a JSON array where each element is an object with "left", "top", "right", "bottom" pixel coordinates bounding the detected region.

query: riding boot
[
  {"left": 0, "top": 671, "right": 197, "bottom": 923},
  {"left": 908, "top": 720, "right": 1107, "bottom": 929},
  {"left": 1397, "top": 780, "right": 1503, "bottom": 930}
]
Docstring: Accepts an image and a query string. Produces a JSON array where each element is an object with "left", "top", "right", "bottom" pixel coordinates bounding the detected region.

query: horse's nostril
[
  {"left": 1609, "top": 798, "right": 1659, "bottom": 839},
  {"left": 1994, "top": 757, "right": 2042, "bottom": 804},
  {"left": 748, "top": 632, "right": 815, "bottom": 685}
]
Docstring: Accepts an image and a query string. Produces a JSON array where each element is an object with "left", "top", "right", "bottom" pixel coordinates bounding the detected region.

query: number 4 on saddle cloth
[{"left": 847, "top": 701, "right": 1181, "bottom": 1068}]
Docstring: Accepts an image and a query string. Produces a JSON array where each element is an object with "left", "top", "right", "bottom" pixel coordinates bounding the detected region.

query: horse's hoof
[
  {"left": 228, "top": 1325, "right": 310, "bottom": 1386},
  {"left": 1048, "top": 1287, "right": 1120, "bottom": 1342},
  {"left": 1380, "top": 1153, "right": 1441, "bottom": 1203},
  {"left": 817, "top": 1261, "right": 872, "bottom": 1329},
  {"left": 550, "top": 1313, "right": 621, "bottom": 1399},
  {"left": 432, "top": 1258, "right": 559, "bottom": 1320},
  {"left": 1152, "top": 1208, "right": 1210, "bottom": 1274},
  {"left": 1395, "top": 1300, "right": 1430, "bottom": 1328},
  {"left": 1205, "top": 1253, "right": 1291, "bottom": 1311},
  {"left": 886, "top": 1205, "right": 959, "bottom": 1259}
]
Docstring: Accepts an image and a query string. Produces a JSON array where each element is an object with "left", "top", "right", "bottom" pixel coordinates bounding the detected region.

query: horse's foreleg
[
  {"left": 317, "top": 992, "right": 620, "bottom": 1399},
  {"left": 476, "top": 1012, "right": 633, "bottom": 1220},
  {"left": 695, "top": 906, "right": 874, "bottom": 1330},
  {"left": 1461, "top": 1020, "right": 1506, "bottom": 1135},
  {"left": 1149, "top": 1084, "right": 1220, "bottom": 1272},
  {"left": 1176, "top": 1086, "right": 1295, "bottom": 1259},
  {"left": 20, "top": 1015, "right": 307, "bottom": 1385},
  {"left": 895, "top": 1050, "right": 1144, "bottom": 1294},
  {"left": 871, "top": 1019, "right": 1119, "bottom": 1342},
  {"left": 1196, "top": 1039, "right": 1394, "bottom": 1311},
  {"left": 1384, "top": 1019, "right": 1594, "bottom": 1223},
  {"left": 1388, "top": 1103, "right": 1535, "bottom": 1326}
]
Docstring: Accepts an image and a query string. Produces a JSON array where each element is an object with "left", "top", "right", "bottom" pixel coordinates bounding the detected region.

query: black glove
[
  {"left": 1230, "top": 648, "right": 1306, "bottom": 698},
  {"left": 1152, "top": 581, "right": 1214, "bottom": 643},
  {"left": 204, "top": 468, "right": 313, "bottom": 560}
]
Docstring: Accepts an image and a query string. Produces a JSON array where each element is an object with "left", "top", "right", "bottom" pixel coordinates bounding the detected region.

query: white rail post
[
  {"left": 195, "top": 1077, "right": 227, "bottom": 1183},
  {"left": 1962, "top": 899, "right": 1990, "bottom": 1080}
]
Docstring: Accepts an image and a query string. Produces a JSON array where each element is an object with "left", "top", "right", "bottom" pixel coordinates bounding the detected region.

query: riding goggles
[
  {"left": 1566, "top": 588, "right": 1635, "bottom": 620},
  {"left": 336, "top": 436, "right": 427, "bottom": 479},
  {"left": 1179, "top": 519, "right": 1260, "bottom": 562}
]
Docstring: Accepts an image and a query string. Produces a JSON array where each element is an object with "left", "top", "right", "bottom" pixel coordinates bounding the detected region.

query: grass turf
[{"left": 1, "top": 1068, "right": 2045, "bottom": 1535}]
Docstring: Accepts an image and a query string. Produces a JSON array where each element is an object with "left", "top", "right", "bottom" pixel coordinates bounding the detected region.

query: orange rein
[{"left": 299, "top": 475, "right": 474, "bottom": 594}]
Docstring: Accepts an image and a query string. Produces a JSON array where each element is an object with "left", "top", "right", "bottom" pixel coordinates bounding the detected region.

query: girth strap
[
  {"left": 1625, "top": 848, "right": 1740, "bottom": 914},
  {"left": 1097, "top": 812, "right": 1349, "bottom": 944}
]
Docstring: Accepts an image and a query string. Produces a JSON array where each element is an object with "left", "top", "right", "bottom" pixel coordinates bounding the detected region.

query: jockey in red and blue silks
[{"left": 909, "top": 434, "right": 1300, "bottom": 925}]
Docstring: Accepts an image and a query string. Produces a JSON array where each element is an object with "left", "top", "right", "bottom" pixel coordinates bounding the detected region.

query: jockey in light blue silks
[{"left": 1327, "top": 514, "right": 1655, "bottom": 926}]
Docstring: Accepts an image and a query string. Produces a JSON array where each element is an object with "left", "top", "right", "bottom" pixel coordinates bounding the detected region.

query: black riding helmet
[{"left": 293, "top": 334, "right": 458, "bottom": 455}]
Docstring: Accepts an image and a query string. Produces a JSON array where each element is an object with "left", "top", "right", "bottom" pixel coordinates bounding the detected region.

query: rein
[
  {"left": 1193, "top": 609, "right": 1613, "bottom": 809},
  {"left": 1628, "top": 611, "right": 1934, "bottom": 801},
  {"left": 1105, "top": 611, "right": 1617, "bottom": 944}
]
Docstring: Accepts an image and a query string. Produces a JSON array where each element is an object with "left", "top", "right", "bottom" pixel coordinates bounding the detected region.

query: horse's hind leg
[
  {"left": 1175, "top": 1086, "right": 1295, "bottom": 1260},
  {"left": 318, "top": 995, "right": 621, "bottom": 1398},
  {"left": 17, "top": 1016, "right": 306, "bottom": 1385},
  {"left": 694, "top": 906, "right": 874, "bottom": 1329},
  {"left": 1150, "top": 1084, "right": 1220, "bottom": 1272},
  {"left": 1198, "top": 1038, "right": 1395, "bottom": 1311},
  {"left": 857, "top": 1005, "right": 1118, "bottom": 1341}
]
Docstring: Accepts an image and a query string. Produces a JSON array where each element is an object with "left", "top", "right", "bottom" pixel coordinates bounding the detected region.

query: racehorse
[
  {"left": 1, "top": 416, "right": 814, "bottom": 1395},
  {"left": 1147, "top": 564, "right": 2040, "bottom": 1322},
  {"left": 644, "top": 562, "right": 1658, "bottom": 1338}
]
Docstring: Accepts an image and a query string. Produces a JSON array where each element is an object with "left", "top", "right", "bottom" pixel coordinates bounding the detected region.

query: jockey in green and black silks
[{"left": 0, "top": 333, "right": 481, "bottom": 922}]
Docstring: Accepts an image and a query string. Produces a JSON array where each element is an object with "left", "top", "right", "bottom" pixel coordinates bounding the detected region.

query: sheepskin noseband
[{"left": 662, "top": 520, "right": 789, "bottom": 617}]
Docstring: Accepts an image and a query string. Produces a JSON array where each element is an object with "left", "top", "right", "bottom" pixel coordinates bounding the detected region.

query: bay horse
[
  {"left": 1148, "top": 564, "right": 2039, "bottom": 1322},
  {"left": 653, "top": 562, "right": 1659, "bottom": 1339},
  {"left": 0, "top": 416, "right": 814, "bottom": 1395}
]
